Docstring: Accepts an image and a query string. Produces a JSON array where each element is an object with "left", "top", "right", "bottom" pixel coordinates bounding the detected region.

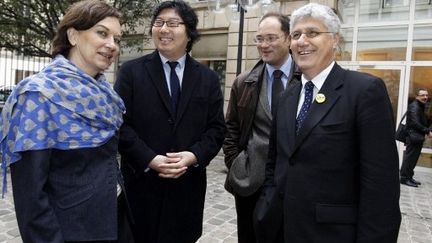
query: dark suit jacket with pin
[
  {"left": 255, "top": 63, "right": 401, "bottom": 243},
  {"left": 114, "top": 51, "right": 225, "bottom": 243}
]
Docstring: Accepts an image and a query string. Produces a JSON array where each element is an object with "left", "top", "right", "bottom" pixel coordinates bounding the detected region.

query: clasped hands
[{"left": 149, "top": 151, "right": 197, "bottom": 179}]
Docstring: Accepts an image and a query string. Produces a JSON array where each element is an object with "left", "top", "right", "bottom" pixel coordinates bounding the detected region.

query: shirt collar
[
  {"left": 301, "top": 61, "right": 335, "bottom": 90},
  {"left": 265, "top": 55, "right": 293, "bottom": 79},
  {"left": 159, "top": 53, "right": 187, "bottom": 69}
]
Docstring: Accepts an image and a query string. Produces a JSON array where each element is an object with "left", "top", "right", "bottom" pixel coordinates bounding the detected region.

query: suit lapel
[
  {"left": 283, "top": 81, "right": 302, "bottom": 156},
  {"left": 145, "top": 51, "right": 176, "bottom": 118},
  {"left": 176, "top": 55, "right": 199, "bottom": 120},
  {"left": 259, "top": 71, "right": 272, "bottom": 119},
  {"left": 293, "top": 64, "right": 345, "bottom": 153}
]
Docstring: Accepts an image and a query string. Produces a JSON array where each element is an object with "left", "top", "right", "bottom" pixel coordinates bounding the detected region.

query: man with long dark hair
[{"left": 114, "top": 1, "right": 225, "bottom": 242}]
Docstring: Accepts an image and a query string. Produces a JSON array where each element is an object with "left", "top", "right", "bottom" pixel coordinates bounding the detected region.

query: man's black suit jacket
[
  {"left": 114, "top": 51, "right": 225, "bottom": 243},
  {"left": 255, "top": 63, "right": 401, "bottom": 243}
]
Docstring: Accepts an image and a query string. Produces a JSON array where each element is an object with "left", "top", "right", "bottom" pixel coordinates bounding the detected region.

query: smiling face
[
  {"left": 290, "top": 17, "right": 339, "bottom": 80},
  {"left": 67, "top": 17, "right": 121, "bottom": 77},
  {"left": 152, "top": 8, "right": 189, "bottom": 60},
  {"left": 256, "top": 16, "right": 291, "bottom": 69}
]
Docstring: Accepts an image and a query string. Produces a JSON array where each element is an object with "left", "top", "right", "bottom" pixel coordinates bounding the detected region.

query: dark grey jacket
[
  {"left": 223, "top": 59, "right": 300, "bottom": 193},
  {"left": 259, "top": 64, "right": 401, "bottom": 243},
  {"left": 11, "top": 137, "right": 119, "bottom": 243}
]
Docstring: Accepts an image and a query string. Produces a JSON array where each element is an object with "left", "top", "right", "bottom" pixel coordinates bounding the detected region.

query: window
[
  {"left": 200, "top": 60, "right": 226, "bottom": 96},
  {"left": 357, "top": 25, "right": 408, "bottom": 61},
  {"left": 359, "top": 0, "right": 409, "bottom": 22},
  {"left": 412, "top": 24, "right": 432, "bottom": 61},
  {"left": 415, "top": 0, "right": 432, "bottom": 19}
]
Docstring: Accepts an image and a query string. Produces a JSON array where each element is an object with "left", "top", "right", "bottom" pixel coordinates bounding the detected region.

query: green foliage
[{"left": 0, "top": 0, "right": 159, "bottom": 57}]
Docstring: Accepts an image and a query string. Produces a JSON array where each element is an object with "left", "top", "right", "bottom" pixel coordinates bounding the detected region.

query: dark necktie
[
  {"left": 167, "top": 61, "right": 181, "bottom": 114},
  {"left": 296, "top": 81, "right": 314, "bottom": 134},
  {"left": 271, "top": 70, "right": 284, "bottom": 116}
]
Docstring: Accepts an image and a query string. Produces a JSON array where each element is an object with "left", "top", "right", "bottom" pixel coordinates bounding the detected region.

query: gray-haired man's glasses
[{"left": 290, "top": 30, "right": 333, "bottom": 40}]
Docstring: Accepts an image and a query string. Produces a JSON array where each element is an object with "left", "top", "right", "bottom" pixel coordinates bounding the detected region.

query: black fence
[{"left": 0, "top": 48, "right": 51, "bottom": 104}]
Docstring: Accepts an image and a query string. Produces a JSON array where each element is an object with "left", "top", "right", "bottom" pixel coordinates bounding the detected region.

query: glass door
[
  {"left": 341, "top": 65, "right": 413, "bottom": 167},
  {"left": 341, "top": 65, "right": 404, "bottom": 122},
  {"left": 342, "top": 65, "right": 432, "bottom": 169},
  {"left": 406, "top": 66, "right": 432, "bottom": 168}
]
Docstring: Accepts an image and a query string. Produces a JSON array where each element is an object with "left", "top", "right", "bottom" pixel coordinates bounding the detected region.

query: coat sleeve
[
  {"left": 114, "top": 63, "right": 158, "bottom": 171},
  {"left": 223, "top": 78, "right": 241, "bottom": 169},
  {"left": 10, "top": 149, "right": 64, "bottom": 243},
  {"left": 355, "top": 77, "right": 401, "bottom": 243},
  {"left": 188, "top": 71, "right": 226, "bottom": 167}
]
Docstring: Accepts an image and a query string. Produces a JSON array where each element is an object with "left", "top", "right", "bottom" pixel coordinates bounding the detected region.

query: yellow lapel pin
[{"left": 316, "top": 93, "right": 326, "bottom": 104}]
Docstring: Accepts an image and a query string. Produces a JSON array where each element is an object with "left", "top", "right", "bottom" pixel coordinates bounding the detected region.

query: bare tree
[{"left": 0, "top": 0, "right": 159, "bottom": 57}]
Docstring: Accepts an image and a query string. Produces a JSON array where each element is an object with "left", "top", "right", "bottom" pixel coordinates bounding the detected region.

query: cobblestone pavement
[{"left": 0, "top": 155, "right": 431, "bottom": 243}]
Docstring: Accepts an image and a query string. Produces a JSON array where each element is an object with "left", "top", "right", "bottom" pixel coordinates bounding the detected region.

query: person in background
[
  {"left": 114, "top": 0, "right": 225, "bottom": 242},
  {"left": 400, "top": 88, "right": 432, "bottom": 187},
  {"left": 0, "top": 0, "right": 125, "bottom": 242},
  {"left": 256, "top": 3, "right": 401, "bottom": 243},
  {"left": 223, "top": 12, "right": 299, "bottom": 243}
]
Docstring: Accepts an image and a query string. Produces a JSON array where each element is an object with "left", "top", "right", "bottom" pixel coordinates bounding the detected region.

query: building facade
[{"left": 121, "top": 0, "right": 432, "bottom": 168}]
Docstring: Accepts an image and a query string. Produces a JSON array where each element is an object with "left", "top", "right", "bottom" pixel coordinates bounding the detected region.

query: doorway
[{"left": 341, "top": 64, "right": 432, "bottom": 169}]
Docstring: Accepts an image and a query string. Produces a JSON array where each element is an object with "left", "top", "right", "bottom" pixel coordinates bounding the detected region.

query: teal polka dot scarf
[{"left": 0, "top": 55, "right": 125, "bottom": 194}]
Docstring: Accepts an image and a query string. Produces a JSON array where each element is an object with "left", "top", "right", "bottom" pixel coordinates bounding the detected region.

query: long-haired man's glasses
[
  {"left": 290, "top": 30, "right": 333, "bottom": 40},
  {"left": 253, "top": 34, "right": 284, "bottom": 45},
  {"left": 153, "top": 19, "right": 184, "bottom": 27}
]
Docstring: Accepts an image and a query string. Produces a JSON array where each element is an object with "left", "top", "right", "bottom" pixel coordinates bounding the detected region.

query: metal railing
[{"left": 0, "top": 48, "right": 51, "bottom": 105}]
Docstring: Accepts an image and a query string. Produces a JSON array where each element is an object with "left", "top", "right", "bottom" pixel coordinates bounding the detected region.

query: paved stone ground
[
  {"left": 0, "top": 177, "right": 20, "bottom": 243},
  {"left": 199, "top": 156, "right": 432, "bottom": 243},
  {"left": 0, "top": 155, "right": 431, "bottom": 243}
]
